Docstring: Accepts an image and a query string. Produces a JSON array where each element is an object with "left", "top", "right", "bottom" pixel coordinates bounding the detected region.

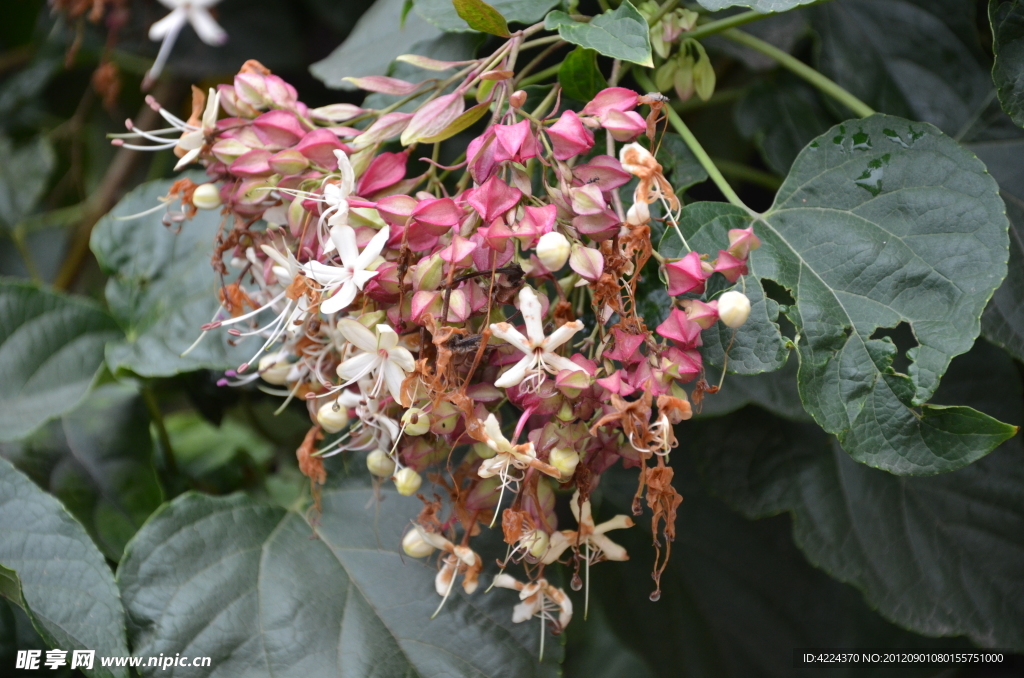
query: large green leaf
[
  {"left": 694, "top": 0, "right": 816, "bottom": 11},
  {"left": 0, "top": 280, "right": 121, "bottom": 442},
  {"left": 734, "top": 73, "right": 838, "bottom": 175},
  {"left": 558, "top": 47, "right": 608, "bottom": 103},
  {"left": 91, "top": 177, "right": 258, "bottom": 378},
  {"left": 1, "top": 383, "right": 163, "bottom": 561},
  {"left": 688, "top": 342, "right": 1024, "bottom": 650},
  {"left": 663, "top": 115, "right": 1016, "bottom": 474},
  {"left": 0, "top": 456, "right": 129, "bottom": 678},
  {"left": 414, "top": 0, "right": 558, "bottom": 32},
  {"left": 118, "top": 486, "right": 561, "bottom": 677},
  {"left": 310, "top": 0, "right": 443, "bottom": 90},
  {"left": 991, "top": 0, "right": 1024, "bottom": 127},
  {"left": 0, "top": 135, "right": 54, "bottom": 227},
  {"left": 591, "top": 460, "right": 963, "bottom": 677},
  {"left": 809, "top": 0, "right": 992, "bottom": 133},
  {"left": 544, "top": 3, "right": 653, "bottom": 67}
]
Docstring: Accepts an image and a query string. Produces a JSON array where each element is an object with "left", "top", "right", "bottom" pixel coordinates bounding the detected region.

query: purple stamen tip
[{"left": 216, "top": 379, "right": 229, "bottom": 387}]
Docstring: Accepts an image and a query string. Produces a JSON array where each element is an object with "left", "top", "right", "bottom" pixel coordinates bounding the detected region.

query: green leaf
[
  {"left": 661, "top": 202, "right": 788, "bottom": 375},
  {"left": 0, "top": 456, "right": 129, "bottom": 678},
  {"left": 91, "top": 177, "right": 259, "bottom": 378},
  {"left": 689, "top": 342, "right": 1024, "bottom": 650},
  {"left": 414, "top": 0, "right": 559, "bottom": 32},
  {"left": 1, "top": 383, "right": 163, "bottom": 561},
  {"left": 696, "top": 350, "right": 809, "bottom": 422},
  {"left": 734, "top": 73, "right": 838, "bottom": 175},
  {"left": 310, "top": 0, "right": 443, "bottom": 90},
  {"left": 545, "top": 2, "right": 653, "bottom": 68},
  {"left": 119, "top": 487, "right": 561, "bottom": 677},
  {"left": 694, "top": 0, "right": 817, "bottom": 11},
  {"left": 165, "top": 411, "right": 274, "bottom": 477},
  {"left": 453, "top": 0, "right": 510, "bottom": 36},
  {"left": 809, "top": 0, "right": 992, "bottom": 135},
  {"left": 594, "top": 460, "right": 965, "bottom": 677},
  {"left": 0, "top": 135, "right": 54, "bottom": 227},
  {"left": 0, "top": 280, "right": 121, "bottom": 442},
  {"left": 655, "top": 133, "right": 709, "bottom": 192},
  {"left": 664, "top": 115, "right": 1017, "bottom": 475},
  {"left": 991, "top": 0, "right": 1024, "bottom": 127},
  {"left": 558, "top": 47, "right": 608, "bottom": 103}
]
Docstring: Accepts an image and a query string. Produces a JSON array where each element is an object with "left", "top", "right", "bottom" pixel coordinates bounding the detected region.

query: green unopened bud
[
  {"left": 549, "top": 447, "right": 580, "bottom": 480},
  {"left": 316, "top": 401, "right": 349, "bottom": 433},
  {"left": 412, "top": 255, "right": 445, "bottom": 291},
  {"left": 402, "top": 407, "right": 430, "bottom": 436},
  {"left": 193, "top": 183, "right": 222, "bottom": 210},
  {"left": 394, "top": 467, "right": 423, "bottom": 496},
  {"left": 654, "top": 58, "right": 678, "bottom": 92},
  {"left": 556, "top": 400, "right": 576, "bottom": 423},
  {"left": 473, "top": 441, "right": 496, "bottom": 460},
  {"left": 402, "top": 529, "right": 435, "bottom": 558},
  {"left": 691, "top": 42, "right": 716, "bottom": 101},
  {"left": 366, "top": 449, "right": 396, "bottom": 477},
  {"left": 522, "top": 530, "right": 550, "bottom": 559}
]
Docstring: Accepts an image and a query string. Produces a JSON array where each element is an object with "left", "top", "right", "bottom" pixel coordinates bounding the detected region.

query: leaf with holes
[
  {"left": 662, "top": 115, "right": 1016, "bottom": 475},
  {"left": 118, "top": 486, "right": 561, "bottom": 677},
  {"left": 688, "top": 341, "right": 1024, "bottom": 650},
  {"left": 0, "top": 456, "right": 129, "bottom": 678},
  {"left": 545, "top": 2, "right": 653, "bottom": 68},
  {"left": 0, "top": 280, "right": 121, "bottom": 442},
  {"left": 91, "top": 177, "right": 259, "bottom": 378}
]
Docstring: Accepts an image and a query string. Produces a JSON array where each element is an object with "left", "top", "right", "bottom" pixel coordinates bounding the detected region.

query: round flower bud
[
  {"left": 192, "top": 183, "right": 222, "bottom": 210},
  {"left": 401, "top": 408, "right": 430, "bottom": 436},
  {"left": 522, "top": 530, "right": 549, "bottom": 559},
  {"left": 366, "top": 449, "right": 396, "bottom": 477},
  {"left": 394, "top": 467, "right": 423, "bottom": 496},
  {"left": 718, "top": 290, "right": 751, "bottom": 328},
  {"left": 626, "top": 201, "right": 650, "bottom": 226},
  {"left": 549, "top": 447, "right": 580, "bottom": 480},
  {"left": 536, "top": 232, "right": 571, "bottom": 272},
  {"left": 316, "top": 401, "right": 349, "bottom": 434},
  {"left": 509, "top": 90, "right": 527, "bottom": 109},
  {"left": 258, "top": 353, "right": 292, "bottom": 385},
  {"left": 402, "top": 529, "right": 435, "bottom": 558}
]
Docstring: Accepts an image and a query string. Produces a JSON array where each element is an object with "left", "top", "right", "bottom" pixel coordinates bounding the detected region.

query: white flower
[
  {"left": 477, "top": 414, "right": 560, "bottom": 481},
  {"left": 303, "top": 225, "right": 389, "bottom": 314},
  {"left": 412, "top": 525, "right": 482, "bottom": 601},
  {"left": 173, "top": 87, "right": 220, "bottom": 169},
  {"left": 542, "top": 489, "right": 633, "bottom": 565},
  {"left": 489, "top": 286, "right": 585, "bottom": 390},
  {"left": 492, "top": 574, "right": 573, "bottom": 630},
  {"left": 147, "top": 0, "right": 227, "bottom": 85},
  {"left": 335, "top": 320, "right": 414, "bottom": 405},
  {"left": 321, "top": 150, "right": 356, "bottom": 235}
]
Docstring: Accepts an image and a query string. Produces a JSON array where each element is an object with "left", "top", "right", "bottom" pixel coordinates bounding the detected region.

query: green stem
[
  {"left": 648, "top": 0, "right": 681, "bottom": 26},
  {"left": 711, "top": 158, "right": 783, "bottom": 191},
  {"left": 722, "top": 28, "right": 875, "bottom": 118},
  {"left": 518, "top": 63, "right": 560, "bottom": 88},
  {"left": 684, "top": 10, "right": 765, "bottom": 41},
  {"left": 142, "top": 386, "right": 178, "bottom": 477}
]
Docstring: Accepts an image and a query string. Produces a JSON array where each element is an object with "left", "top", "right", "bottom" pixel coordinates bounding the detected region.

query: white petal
[
  {"left": 173, "top": 147, "right": 201, "bottom": 171},
  {"left": 335, "top": 149, "right": 355, "bottom": 195},
  {"left": 590, "top": 533, "right": 628, "bottom": 561},
  {"left": 186, "top": 7, "right": 227, "bottom": 45},
  {"left": 491, "top": 573, "right": 522, "bottom": 591},
  {"left": 543, "top": 353, "right": 584, "bottom": 375},
  {"left": 375, "top": 324, "right": 399, "bottom": 351},
  {"left": 477, "top": 455, "right": 508, "bottom": 478},
  {"left": 302, "top": 260, "right": 347, "bottom": 284},
  {"left": 383, "top": 361, "right": 408, "bottom": 406},
  {"left": 511, "top": 599, "right": 539, "bottom": 623},
  {"left": 320, "top": 281, "right": 357, "bottom": 315},
  {"left": 202, "top": 88, "right": 220, "bottom": 129},
  {"left": 494, "top": 355, "right": 534, "bottom": 389},
  {"left": 518, "top": 286, "right": 545, "bottom": 346},
  {"left": 326, "top": 203, "right": 350, "bottom": 229},
  {"left": 541, "top": 531, "right": 572, "bottom": 565},
  {"left": 355, "top": 225, "right": 390, "bottom": 271},
  {"left": 543, "top": 320, "right": 583, "bottom": 351},
  {"left": 337, "top": 352, "right": 379, "bottom": 382},
  {"left": 330, "top": 225, "right": 360, "bottom": 266},
  {"left": 489, "top": 322, "right": 531, "bottom": 355},
  {"left": 352, "top": 268, "right": 378, "bottom": 290},
  {"left": 387, "top": 346, "right": 415, "bottom": 373},
  {"left": 435, "top": 563, "right": 455, "bottom": 597},
  {"left": 336, "top": 318, "right": 379, "bottom": 353},
  {"left": 148, "top": 7, "right": 188, "bottom": 40},
  {"left": 595, "top": 514, "right": 633, "bottom": 534},
  {"left": 483, "top": 414, "right": 509, "bottom": 453}
]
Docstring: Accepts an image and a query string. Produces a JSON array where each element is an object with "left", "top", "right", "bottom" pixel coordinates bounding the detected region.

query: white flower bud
[
  {"left": 626, "top": 201, "right": 650, "bottom": 226},
  {"left": 402, "top": 529, "right": 435, "bottom": 558},
  {"left": 394, "top": 467, "right": 423, "bottom": 496},
  {"left": 401, "top": 408, "right": 430, "bottom": 436},
  {"left": 549, "top": 447, "right": 580, "bottom": 479},
  {"left": 316, "top": 401, "right": 349, "bottom": 434},
  {"left": 366, "top": 449, "right": 396, "bottom": 477},
  {"left": 192, "top": 183, "right": 222, "bottom": 210},
  {"left": 522, "top": 530, "right": 549, "bottom": 559},
  {"left": 536, "top": 232, "right": 571, "bottom": 272},
  {"left": 718, "top": 290, "right": 751, "bottom": 328},
  {"left": 258, "top": 353, "right": 291, "bottom": 385}
]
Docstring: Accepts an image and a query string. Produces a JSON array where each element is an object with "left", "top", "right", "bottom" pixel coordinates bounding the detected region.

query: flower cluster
[{"left": 117, "top": 40, "right": 759, "bottom": 640}]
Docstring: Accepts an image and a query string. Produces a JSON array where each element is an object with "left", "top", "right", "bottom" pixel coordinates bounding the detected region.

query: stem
[
  {"left": 711, "top": 158, "right": 783, "bottom": 191},
  {"left": 684, "top": 10, "right": 765, "bottom": 41},
  {"left": 722, "top": 29, "right": 875, "bottom": 118},
  {"left": 648, "top": 0, "right": 680, "bottom": 26},
  {"left": 518, "top": 63, "right": 560, "bottom": 88},
  {"left": 142, "top": 385, "right": 178, "bottom": 477},
  {"left": 514, "top": 41, "right": 566, "bottom": 87}
]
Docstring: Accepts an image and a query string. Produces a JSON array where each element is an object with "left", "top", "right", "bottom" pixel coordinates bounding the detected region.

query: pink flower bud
[
  {"left": 445, "top": 289, "right": 471, "bottom": 322},
  {"left": 555, "top": 369, "right": 591, "bottom": 398},
  {"left": 493, "top": 120, "right": 540, "bottom": 163},
  {"left": 570, "top": 183, "right": 606, "bottom": 215},
  {"left": 230, "top": 149, "right": 273, "bottom": 177},
  {"left": 411, "top": 290, "right": 442, "bottom": 323},
  {"left": 714, "top": 250, "right": 748, "bottom": 283},
  {"left": 509, "top": 90, "right": 527, "bottom": 108},
  {"left": 252, "top": 110, "right": 306, "bottom": 149},
  {"left": 466, "top": 477, "right": 502, "bottom": 511},
  {"left": 309, "top": 103, "right": 364, "bottom": 124},
  {"left": 601, "top": 110, "right": 646, "bottom": 142},
  {"left": 572, "top": 155, "right": 631, "bottom": 193},
  {"left": 342, "top": 75, "right": 424, "bottom": 95},
  {"left": 211, "top": 138, "right": 250, "bottom": 164},
  {"left": 412, "top": 197, "right": 462, "bottom": 236},
  {"left": 375, "top": 194, "right": 418, "bottom": 227},
  {"left": 351, "top": 112, "right": 413, "bottom": 149},
  {"left": 293, "top": 128, "right": 347, "bottom": 168},
  {"left": 465, "top": 175, "right": 522, "bottom": 223},
  {"left": 466, "top": 127, "right": 498, "bottom": 183},
  {"left": 263, "top": 75, "right": 299, "bottom": 109},
  {"left": 605, "top": 327, "right": 645, "bottom": 364},
  {"left": 569, "top": 244, "right": 604, "bottom": 281},
  {"left": 356, "top": 151, "right": 407, "bottom": 196},
  {"left": 572, "top": 208, "right": 620, "bottom": 240},
  {"left": 268, "top": 149, "right": 309, "bottom": 176},
  {"left": 517, "top": 204, "right": 556, "bottom": 245},
  {"left": 727, "top": 226, "right": 761, "bottom": 259},
  {"left": 582, "top": 87, "right": 640, "bottom": 117},
  {"left": 234, "top": 72, "right": 268, "bottom": 107},
  {"left": 546, "top": 110, "right": 595, "bottom": 160},
  {"left": 438, "top": 234, "right": 477, "bottom": 265},
  {"left": 596, "top": 370, "right": 636, "bottom": 396},
  {"left": 680, "top": 299, "right": 718, "bottom": 329},
  {"left": 400, "top": 92, "right": 465, "bottom": 145},
  {"left": 656, "top": 308, "right": 703, "bottom": 349},
  {"left": 665, "top": 251, "right": 708, "bottom": 296}
]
